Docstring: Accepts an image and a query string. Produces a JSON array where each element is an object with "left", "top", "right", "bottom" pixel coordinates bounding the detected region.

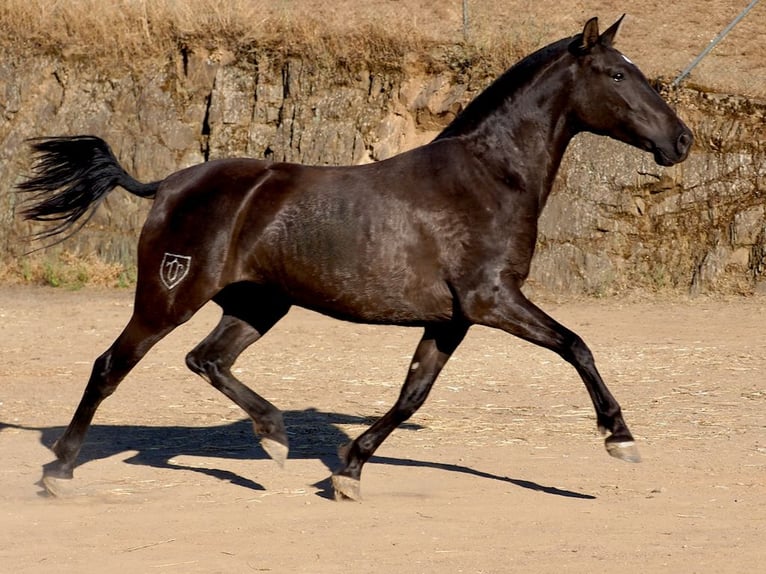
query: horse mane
[{"left": 435, "top": 36, "right": 576, "bottom": 141}]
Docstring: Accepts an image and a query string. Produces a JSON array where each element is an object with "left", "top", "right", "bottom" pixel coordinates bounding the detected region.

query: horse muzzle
[{"left": 653, "top": 126, "right": 693, "bottom": 166}]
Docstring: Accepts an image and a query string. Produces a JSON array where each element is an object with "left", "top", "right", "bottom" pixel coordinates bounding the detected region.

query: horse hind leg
[
  {"left": 185, "top": 285, "right": 291, "bottom": 467},
  {"left": 42, "top": 314, "right": 177, "bottom": 496}
]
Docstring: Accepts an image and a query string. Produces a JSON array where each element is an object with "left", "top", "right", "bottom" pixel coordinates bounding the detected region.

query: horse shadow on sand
[{"left": 1, "top": 409, "right": 594, "bottom": 500}]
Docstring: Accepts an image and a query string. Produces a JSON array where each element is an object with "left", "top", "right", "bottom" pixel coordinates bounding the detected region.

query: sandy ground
[
  {"left": 3, "top": 3, "right": 764, "bottom": 572},
  {"left": 1, "top": 287, "right": 765, "bottom": 573}
]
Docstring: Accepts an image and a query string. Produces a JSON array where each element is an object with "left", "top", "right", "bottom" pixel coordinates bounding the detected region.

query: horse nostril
[{"left": 676, "top": 130, "right": 693, "bottom": 154}]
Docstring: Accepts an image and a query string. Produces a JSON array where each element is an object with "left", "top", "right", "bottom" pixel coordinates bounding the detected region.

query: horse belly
[
  {"left": 285, "top": 258, "right": 454, "bottom": 324},
  {"left": 257, "top": 217, "right": 455, "bottom": 324}
]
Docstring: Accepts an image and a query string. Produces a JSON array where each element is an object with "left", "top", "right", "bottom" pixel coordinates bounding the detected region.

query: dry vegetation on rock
[
  {"left": 0, "top": 0, "right": 540, "bottom": 72},
  {"left": 2, "top": 0, "right": 764, "bottom": 96}
]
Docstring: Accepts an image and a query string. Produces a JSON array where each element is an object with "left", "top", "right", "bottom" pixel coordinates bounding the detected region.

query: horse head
[{"left": 567, "top": 15, "right": 693, "bottom": 166}]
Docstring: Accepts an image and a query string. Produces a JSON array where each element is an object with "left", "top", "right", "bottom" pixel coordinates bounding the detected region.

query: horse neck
[{"left": 456, "top": 51, "right": 577, "bottom": 212}]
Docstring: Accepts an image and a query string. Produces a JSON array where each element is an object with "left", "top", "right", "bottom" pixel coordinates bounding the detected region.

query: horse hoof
[
  {"left": 261, "top": 437, "right": 288, "bottom": 468},
  {"left": 605, "top": 439, "right": 641, "bottom": 463},
  {"left": 41, "top": 475, "right": 75, "bottom": 498},
  {"left": 331, "top": 474, "right": 361, "bottom": 501}
]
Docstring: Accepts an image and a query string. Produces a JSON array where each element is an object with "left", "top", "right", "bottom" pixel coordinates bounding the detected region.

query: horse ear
[
  {"left": 599, "top": 14, "right": 625, "bottom": 47},
  {"left": 571, "top": 17, "right": 600, "bottom": 55}
]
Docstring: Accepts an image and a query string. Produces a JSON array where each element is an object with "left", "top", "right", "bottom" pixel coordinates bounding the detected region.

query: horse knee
[
  {"left": 185, "top": 349, "right": 210, "bottom": 379},
  {"left": 563, "top": 334, "right": 595, "bottom": 367},
  {"left": 85, "top": 352, "right": 123, "bottom": 400},
  {"left": 185, "top": 350, "right": 200, "bottom": 374},
  {"left": 185, "top": 348, "right": 228, "bottom": 388},
  {"left": 394, "top": 386, "right": 431, "bottom": 423}
]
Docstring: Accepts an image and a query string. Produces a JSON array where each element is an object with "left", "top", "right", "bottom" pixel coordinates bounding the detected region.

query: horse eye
[{"left": 612, "top": 72, "right": 625, "bottom": 82}]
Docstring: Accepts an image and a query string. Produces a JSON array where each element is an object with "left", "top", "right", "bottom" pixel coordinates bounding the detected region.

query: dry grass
[
  {"left": 3, "top": 0, "right": 272, "bottom": 59},
  {"left": 2, "top": 2, "right": 764, "bottom": 90},
  {"left": 0, "top": 0, "right": 544, "bottom": 72},
  {"left": 0, "top": 251, "right": 135, "bottom": 289}
]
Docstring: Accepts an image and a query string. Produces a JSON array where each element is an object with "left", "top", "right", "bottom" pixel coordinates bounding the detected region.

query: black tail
[{"left": 16, "top": 135, "right": 161, "bottom": 246}]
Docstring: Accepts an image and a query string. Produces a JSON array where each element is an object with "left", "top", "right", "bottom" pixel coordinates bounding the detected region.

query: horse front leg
[
  {"left": 332, "top": 321, "right": 468, "bottom": 501},
  {"left": 467, "top": 286, "right": 640, "bottom": 462}
]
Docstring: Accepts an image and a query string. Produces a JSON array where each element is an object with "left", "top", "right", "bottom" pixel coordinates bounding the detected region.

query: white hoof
[
  {"left": 605, "top": 440, "right": 641, "bottom": 463},
  {"left": 331, "top": 474, "right": 362, "bottom": 501},
  {"left": 261, "top": 437, "right": 288, "bottom": 468}
]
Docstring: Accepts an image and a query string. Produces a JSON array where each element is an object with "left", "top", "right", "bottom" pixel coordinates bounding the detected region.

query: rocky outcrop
[
  {"left": 1, "top": 46, "right": 764, "bottom": 294},
  {"left": 534, "top": 89, "right": 766, "bottom": 295}
]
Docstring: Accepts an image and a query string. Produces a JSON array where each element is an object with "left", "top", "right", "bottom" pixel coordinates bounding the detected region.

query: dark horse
[{"left": 18, "top": 17, "right": 691, "bottom": 500}]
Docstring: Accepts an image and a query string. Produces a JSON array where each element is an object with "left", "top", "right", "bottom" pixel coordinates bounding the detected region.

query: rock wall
[{"left": 1, "top": 46, "right": 764, "bottom": 294}]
